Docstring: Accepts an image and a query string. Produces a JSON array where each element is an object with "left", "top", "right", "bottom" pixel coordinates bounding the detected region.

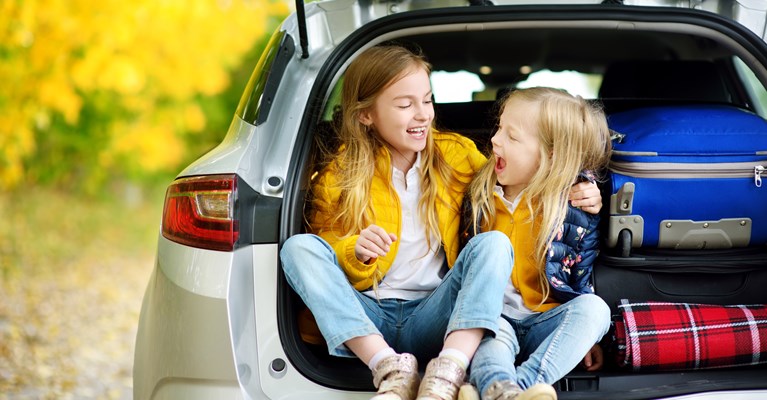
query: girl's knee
[
  {"left": 282, "top": 234, "right": 325, "bottom": 257},
  {"left": 282, "top": 233, "right": 313, "bottom": 251},
  {"left": 280, "top": 234, "right": 332, "bottom": 276},
  {"left": 583, "top": 294, "right": 610, "bottom": 317},
  {"left": 281, "top": 234, "right": 301, "bottom": 255},
  {"left": 478, "top": 231, "right": 512, "bottom": 251},
  {"left": 472, "top": 231, "right": 513, "bottom": 265},
  {"left": 572, "top": 294, "right": 611, "bottom": 333}
]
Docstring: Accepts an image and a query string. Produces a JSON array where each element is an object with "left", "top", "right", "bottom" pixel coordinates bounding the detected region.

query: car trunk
[{"left": 278, "top": 3, "right": 767, "bottom": 398}]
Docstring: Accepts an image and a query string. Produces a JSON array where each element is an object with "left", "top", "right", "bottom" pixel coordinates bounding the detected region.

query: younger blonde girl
[{"left": 459, "top": 87, "right": 613, "bottom": 400}]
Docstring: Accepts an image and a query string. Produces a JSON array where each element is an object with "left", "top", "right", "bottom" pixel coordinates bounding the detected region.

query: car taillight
[{"left": 161, "top": 174, "right": 239, "bottom": 251}]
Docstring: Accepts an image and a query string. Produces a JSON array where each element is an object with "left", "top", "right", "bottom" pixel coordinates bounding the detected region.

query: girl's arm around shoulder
[{"left": 569, "top": 180, "right": 603, "bottom": 215}]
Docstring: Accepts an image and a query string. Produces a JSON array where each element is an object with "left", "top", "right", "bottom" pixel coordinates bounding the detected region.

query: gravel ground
[
  {"left": 0, "top": 255, "right": 153, "bottom": 400},
  {"left": 0, "top": 188, "right": 159, "bottom": 400}
]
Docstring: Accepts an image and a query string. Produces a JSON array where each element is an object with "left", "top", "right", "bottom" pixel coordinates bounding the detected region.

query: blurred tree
[{"left": 0, "top": 0, "right": 290, "bottom": 193}]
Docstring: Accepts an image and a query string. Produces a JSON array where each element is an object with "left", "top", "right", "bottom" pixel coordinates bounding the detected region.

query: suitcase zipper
[{"left": 609, "top": 161, "right": 767, "bottom": 188}]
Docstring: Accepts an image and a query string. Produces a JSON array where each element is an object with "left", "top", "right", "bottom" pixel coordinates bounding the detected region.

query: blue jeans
[
  {"left": 280, "top": 231, "right": 512, "bottom": 359},
  {"left": 469, "top": 294, "right": 610, "bottom": 394}
]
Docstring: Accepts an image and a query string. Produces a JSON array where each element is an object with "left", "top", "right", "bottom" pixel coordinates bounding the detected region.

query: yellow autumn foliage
[{"left": 0, "top": 0, "right": 290, "bottom": 189}]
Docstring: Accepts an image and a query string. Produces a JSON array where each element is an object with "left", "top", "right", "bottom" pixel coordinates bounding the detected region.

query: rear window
[{"left": 431, "top": 69, "right": 601, "bottom": 103}]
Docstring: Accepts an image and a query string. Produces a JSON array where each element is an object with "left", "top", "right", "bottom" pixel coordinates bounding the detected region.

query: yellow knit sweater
[{"left": 490, "top": 194, "right": 561, "bottom": 312}]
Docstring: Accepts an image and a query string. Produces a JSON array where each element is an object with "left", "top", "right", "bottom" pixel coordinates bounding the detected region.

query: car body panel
[
  {"left": 134, "top": 238, "right": 239, "bottom": 399},
  {"left": 135, "top": 1, "right": 767, "bottom": 399}
]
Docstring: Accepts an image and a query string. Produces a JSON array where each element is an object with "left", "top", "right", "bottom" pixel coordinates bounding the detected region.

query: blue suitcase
[{"left": 606, "top": 104, "right": 767, "bottom": 255}]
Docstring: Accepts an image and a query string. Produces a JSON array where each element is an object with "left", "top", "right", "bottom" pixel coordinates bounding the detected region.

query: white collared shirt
[{"left": 363, "top": 153, "right": 445, "bottom": 300}]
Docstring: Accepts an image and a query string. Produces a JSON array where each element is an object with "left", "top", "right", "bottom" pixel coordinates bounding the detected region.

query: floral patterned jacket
[{"left": 545, "top": 203, "right": 600, "bottom": 302}]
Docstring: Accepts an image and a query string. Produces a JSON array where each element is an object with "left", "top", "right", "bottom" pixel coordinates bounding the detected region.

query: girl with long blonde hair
[{"left": 459, "top": 87, "right": 613, "bottom": 400}]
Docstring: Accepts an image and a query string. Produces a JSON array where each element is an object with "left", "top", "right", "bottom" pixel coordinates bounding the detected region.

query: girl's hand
[
  {"left": 581, "top": 344, "right": 604, "bottom": 371},
  {"left": 569, "top": 181, "right": 602, "bottom": 215},
  {"left": 354, "top": 224, "right": 398, "bottom": 263}
]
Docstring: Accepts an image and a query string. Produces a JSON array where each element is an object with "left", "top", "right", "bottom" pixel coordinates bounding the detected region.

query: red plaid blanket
[{"left": 614, "top": 300, "right": 767, "bottom": 371}]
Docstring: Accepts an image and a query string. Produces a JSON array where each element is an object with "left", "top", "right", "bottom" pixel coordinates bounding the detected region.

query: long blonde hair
[
  {"left": 466, "top": 87, "right": 612, "bottom": 301},
  {"left": 313, "top": 44, "right": 461, "bottom": 247}
]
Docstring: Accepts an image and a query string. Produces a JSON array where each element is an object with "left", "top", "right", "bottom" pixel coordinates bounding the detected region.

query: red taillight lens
[{"left": 161, "top": 174, "right": 239, "bottom": 251}]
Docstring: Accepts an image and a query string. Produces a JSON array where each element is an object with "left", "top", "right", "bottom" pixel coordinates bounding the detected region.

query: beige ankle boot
[
  {"left": 371, "top": 353, "right": 420, "bottom": 400},
  {"left": 416, "top": 356, "right": 466, "bottom": 400}
]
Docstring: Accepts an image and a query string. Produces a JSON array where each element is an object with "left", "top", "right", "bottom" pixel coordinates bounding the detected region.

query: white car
[{"left": 134, "top": 1, "right": 767, "bottom": 399}]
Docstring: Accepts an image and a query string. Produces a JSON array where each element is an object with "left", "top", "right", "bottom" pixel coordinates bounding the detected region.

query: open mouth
[
  {"left": 495, "top": 155, "right": 506, "bottom": 173},
  {"left": 406, "top": 126, "right": 427, "bottom": 139}
]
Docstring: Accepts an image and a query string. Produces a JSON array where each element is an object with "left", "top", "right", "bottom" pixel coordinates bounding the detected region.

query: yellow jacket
[
  {"left": 309, "top": 131, "right": 487, "bottom": 291},
  {"left": 489, "top": 193, "right": 560, "bottom": 312}
]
